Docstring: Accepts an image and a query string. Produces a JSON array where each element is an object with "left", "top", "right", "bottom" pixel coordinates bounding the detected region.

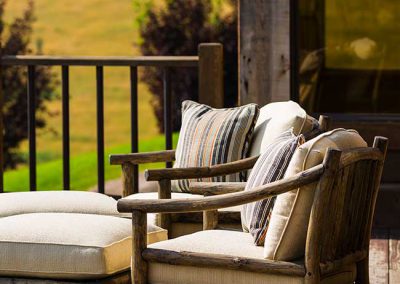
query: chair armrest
[
  {"left": 109, "top": 150, "right": 175, "bottom": 165},
  {"left": 117, "top": 164, "right": 323, "bottom": 213},
  {"left": 189, "top": 182, "right": 246, "bottom": 195},
  {"left": 144, "top": 155, "right": 259, "bottom": 181}
]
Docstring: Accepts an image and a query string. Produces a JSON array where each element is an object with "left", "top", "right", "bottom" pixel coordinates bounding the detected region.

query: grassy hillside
[
  {"left": 5, "top": 0, "right": 159, "bottom": 159},
  {"left": 3, "top": 0, "right": 163, "bottom": 190}
]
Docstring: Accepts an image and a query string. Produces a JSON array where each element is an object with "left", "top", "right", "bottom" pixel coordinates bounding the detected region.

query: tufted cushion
[
  {"left": 249, "top": 101, "right": 317, "bottom": 158},
  {"left": 0, "top": 213, "right": 167, "bottom": 280},
  {"left": 264, "top": 129, "right": 367, "bottom": 260},
  {"left": 173, "top": 100, "right": 259, "bottom": 192}
]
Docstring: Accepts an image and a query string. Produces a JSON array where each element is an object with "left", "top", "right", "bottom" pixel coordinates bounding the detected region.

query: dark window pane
[{"left": 298, "top": 0, "right": 400, "bottom": 113}]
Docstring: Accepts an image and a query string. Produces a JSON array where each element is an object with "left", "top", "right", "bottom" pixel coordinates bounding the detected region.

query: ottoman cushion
[{"left": 0, "top": 213, "right": 167, "bottom": 280}]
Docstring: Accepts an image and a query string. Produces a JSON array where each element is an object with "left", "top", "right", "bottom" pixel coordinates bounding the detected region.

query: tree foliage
[
  {"left": 137, "top": 0, "right": 237, "bottom": 132},
  {"left": 0, "top": 0, "right": 56, "bottom": 169}
]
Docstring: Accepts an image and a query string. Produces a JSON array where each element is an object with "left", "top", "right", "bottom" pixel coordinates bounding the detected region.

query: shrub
[
  {"left": 0, "top": 0, "right": 57, "bottom": 169},
  {"left": 136, "top": 0, "right": 237, "bottom": 132}
]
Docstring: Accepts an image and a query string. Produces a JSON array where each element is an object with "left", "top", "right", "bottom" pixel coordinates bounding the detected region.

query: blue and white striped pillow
[
  {"left": 241, "top": 130, "right": 304, "bottom": 246},
  {"left": 173, "top": 100, "right": 259, "bottom": 193}
]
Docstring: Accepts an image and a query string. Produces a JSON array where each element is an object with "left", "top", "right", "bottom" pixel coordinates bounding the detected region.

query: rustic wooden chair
[
  {"left": 110, "top": 101, "right": 331, "bottom": 237},
  {"left": 117, "top": 135, "right": 388, "bottom": 284}
]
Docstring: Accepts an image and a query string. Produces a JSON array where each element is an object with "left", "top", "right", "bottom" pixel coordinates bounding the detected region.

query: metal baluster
[
  {"left": 163, "top": 67, "right": 172, "bottom": 168},
  {"left": 96, "top": 66, "right": 105, "bottom": 194},
  {"left": 130, "top": 66, "right": 139, "bottom": 193},
  {"left": 27, "top": 65, "right": 37, "bottom": 191},
  {"left": 61, "top": 66, "right": 70, "bottom": 190}
]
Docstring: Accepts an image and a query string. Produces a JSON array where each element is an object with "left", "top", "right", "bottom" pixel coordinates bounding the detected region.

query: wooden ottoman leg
[{"left": 132, "top": 210, "right": 147, "bottom": 284}]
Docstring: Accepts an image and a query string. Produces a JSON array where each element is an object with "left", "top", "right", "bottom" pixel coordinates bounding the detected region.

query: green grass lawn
[
  {"left": 4, "top": 133, "right": 178, "bottom": 192},
  {"left": 3, "top": 0, "right": 163, "bottom": 190},
  {"left": 5, "top": 0, "right": 159, "bottom": 159}
]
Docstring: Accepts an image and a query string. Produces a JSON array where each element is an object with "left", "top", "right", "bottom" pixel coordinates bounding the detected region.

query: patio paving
[{"left": 370, "top": 229, "right": 400, "bottom": 283}]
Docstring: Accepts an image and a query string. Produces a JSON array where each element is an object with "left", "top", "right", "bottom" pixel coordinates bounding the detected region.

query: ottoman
[{"left": 0, "top": 192, "right": 167, "bottom": 281}]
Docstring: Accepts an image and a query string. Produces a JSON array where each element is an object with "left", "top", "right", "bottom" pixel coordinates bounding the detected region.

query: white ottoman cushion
[
  {"left": 0, "top": 191, "right": 120, "bottom": 218},
  {"left": 0, "top": 213, "right": 167, "bottom": 280}
]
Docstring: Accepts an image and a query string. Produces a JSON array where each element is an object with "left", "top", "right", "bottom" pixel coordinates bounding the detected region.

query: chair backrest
[
  {"left": 305, "top": 137, "right": 388, "bottom": 280},
  {"left": 248, "top": 101, "right": 320, "bottom": 157}
]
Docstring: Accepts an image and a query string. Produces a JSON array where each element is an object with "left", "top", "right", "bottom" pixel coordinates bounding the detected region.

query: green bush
[
  {"left": 0, "top": 0, "right": 57, "bottom": 169},
  {"left": 136, "top": 0, "right": 237, "bottom": 132}
]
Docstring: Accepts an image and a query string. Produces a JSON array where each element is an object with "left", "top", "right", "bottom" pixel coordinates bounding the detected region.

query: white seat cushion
[
  {"left": 147, "top": 230, "right": 356, "bottom": 284},
  {"left": 0, "top": 191, "right": 120, "bottom": 218},
  {"left": 0, "top": 213, "right": 167, "bottom": 280},
  {"left": 149, "top": 230, "right": 264, "bottom": 258}
]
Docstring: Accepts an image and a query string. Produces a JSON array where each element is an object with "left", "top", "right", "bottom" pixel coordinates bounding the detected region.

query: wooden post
[
  {"left": 158, "top": 179, "right": 172, "bottom": 236},
  {"left": 198, "top": 43, "right": 224, "bottom": 108},
  {"left": 239, "top": 0, "right": 291, "bottom": 105},
  {"left": 318, "top": 115, "right": 332, "bottom": 132},
  {"left": 203, "top": 210, "right": 218, "bottom": 230},
  {"left": 131, "top": 210, "right": 147, "bottom": 284},
  {"left": 305, "top": 148, "right": 341, "bottom": 284},
  {"left": 356, "top": 136, "right": 389, "bottom": 283},
  {"left": 122, "top": 162, "right": 137, "bottom": 197}
]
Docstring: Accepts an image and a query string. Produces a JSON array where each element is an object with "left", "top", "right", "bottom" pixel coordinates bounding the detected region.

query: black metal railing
[{"left": 0, "top": 43, "right": 223, "bottom": 195}]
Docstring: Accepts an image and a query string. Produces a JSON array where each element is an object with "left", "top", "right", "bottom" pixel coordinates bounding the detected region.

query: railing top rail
[{"left": 0, "top": 55, "right": 199, "bottom": 67}]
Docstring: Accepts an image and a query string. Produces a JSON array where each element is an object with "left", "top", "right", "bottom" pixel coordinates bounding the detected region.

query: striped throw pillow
[
  {"left": 241, "top": 130, "right": 304, "bottom": 246},
  {"left": 172, "top": 100, "right": 259, "bottom": 193}
]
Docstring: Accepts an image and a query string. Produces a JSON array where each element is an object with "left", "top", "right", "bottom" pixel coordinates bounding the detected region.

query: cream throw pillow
[{"left": 264, "top": 129, "right": 367, "bottom": 260}]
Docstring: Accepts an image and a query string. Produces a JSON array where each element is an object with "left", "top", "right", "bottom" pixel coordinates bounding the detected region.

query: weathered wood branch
[
  {"left": 320, "top": 250, "right": 367, "bottom": 276},
  {"left": 142, "top": 249, "right": 305, "bottom": 276},
  {"left": 339, "top": 147, "right": 383, "bottom": 169},
  {"left": 118, "top": 164, "right": 324, "bottom": 213},
  {"left": 109, "top": 150, "right": 175, "bottom": 165},
  {"left": 145, "top": 155, "right": 259, "bottom": 181},
  {"left": 189, "top": 182, "right": 246, "bottom": 195}
]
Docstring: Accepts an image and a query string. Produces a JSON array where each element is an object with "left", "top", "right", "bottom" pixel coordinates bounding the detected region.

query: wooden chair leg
[
  {"left": 203, "top": 210, "right": 218, "bottom": 230},
  {"left": 158, "top": 180, "right": 172, "bottom": 236},
  {"left": 131, "top": 210, "right": 147, "bottom": 284},
  {"left": 356, "top": 257, "right": 369, "bottom": 284}
]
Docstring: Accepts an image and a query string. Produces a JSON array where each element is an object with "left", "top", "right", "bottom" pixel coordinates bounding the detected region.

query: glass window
[{"left": 297, "top": 0, "right": 400, "bottom": 113}]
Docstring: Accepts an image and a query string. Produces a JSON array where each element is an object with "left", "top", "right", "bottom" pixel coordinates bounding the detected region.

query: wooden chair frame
[
  {"left": 110, "top": 115, "right": 332, "bottom": 233},
  {"left": 117, "top": 136, "right": 388, "bottom": 284}
]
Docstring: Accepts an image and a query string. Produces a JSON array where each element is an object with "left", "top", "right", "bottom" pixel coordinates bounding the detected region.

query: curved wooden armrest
[
  {"left": 144, "top": 155, "right": 259, "bottom": 181},
  {"left": 189, "top": 182, "right": 246, "bottom": 195},
  {"left": 118, "top": 164, "right": 323, "bottom": 213},
  {"left": 109, "top": 150, "right": 175, "bottom": 165}
]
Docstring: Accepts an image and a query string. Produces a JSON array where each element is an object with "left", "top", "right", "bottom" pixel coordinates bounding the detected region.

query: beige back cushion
[
  {"left": 264, "top": 129, "right": 367, "bottom": 260},
  {"left": 249, "top": 101, "right": 316, "bottom": 157}
]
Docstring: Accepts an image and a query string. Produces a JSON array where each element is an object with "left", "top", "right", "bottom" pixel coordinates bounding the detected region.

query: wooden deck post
[
  {"left": 238, "top": 0, "right": 291, "bottom": 105},
  {"left": 198, "top": 43, "right": 224, "bottom": 108}
]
